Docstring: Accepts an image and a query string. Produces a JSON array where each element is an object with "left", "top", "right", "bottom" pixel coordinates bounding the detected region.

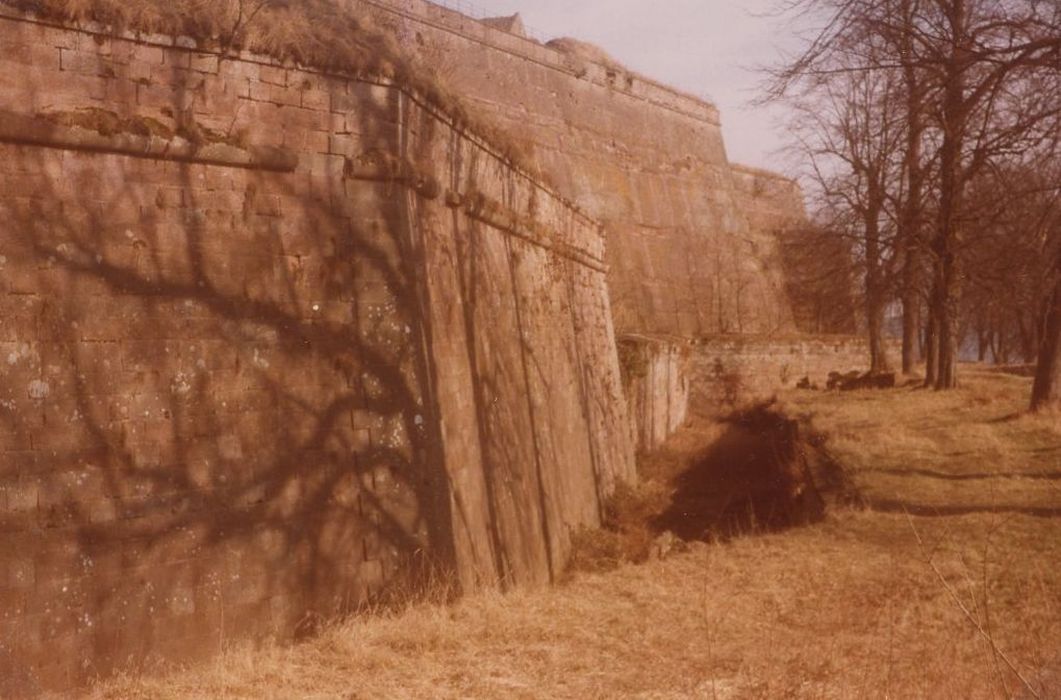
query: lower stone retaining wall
[
  {"left": 619, "top": 336, "right": 689, "bottom": 453},
  {"left": 620, "top": 334, "right": 878, "bottom": 450},
  {"left": 688, "top": 335, "right": 874, "bottom": 413}
]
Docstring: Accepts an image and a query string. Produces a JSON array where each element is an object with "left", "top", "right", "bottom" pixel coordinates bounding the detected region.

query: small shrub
[
  {"left": 712, "top": 358, "right": 743, "bottom": 406},
  {"left": 616, "top": 339, "right": 649, "bottom": 384},
  {"left": 566, "top": 527, "right": 625, "bottom": 574},
  {"left": 566, "top": 480, "right": 669, "bottom": 575}
]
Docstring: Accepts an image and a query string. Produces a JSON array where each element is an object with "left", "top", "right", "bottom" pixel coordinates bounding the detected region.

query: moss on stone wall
[{"left": 617, "top": 338, "right": 649, "bottom": 385}]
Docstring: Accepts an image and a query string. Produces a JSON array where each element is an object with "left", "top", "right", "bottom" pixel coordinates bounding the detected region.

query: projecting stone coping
[
  {"left": 343, "top": 148, "right": 605, "bottom": 269},
  {"left": 0, "top": 4, "right": 599, "bottom": 235},
  {"left": 0, "top": 108, "right": 298, "bottom": 171}
]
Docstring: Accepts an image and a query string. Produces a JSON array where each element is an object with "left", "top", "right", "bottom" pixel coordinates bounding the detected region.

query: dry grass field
[{"left": 95, "top": 367, "right": 1061, "bottom": 699}]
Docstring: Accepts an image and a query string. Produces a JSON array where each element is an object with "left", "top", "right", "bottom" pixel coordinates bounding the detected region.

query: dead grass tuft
[
  {"left": 567, "top": 480, "right": 670, "bottom": 573},
  {"left": 43, "top": 106, "right": 175, "bottom": 139},
  {"left": 547, "top": 37, "right": 628, "bottom": 75}
]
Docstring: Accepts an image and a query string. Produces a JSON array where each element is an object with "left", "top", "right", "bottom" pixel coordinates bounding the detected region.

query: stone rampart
[
  {"left": 729, "top": 164, "right": 807, "bottom": 236},
  {"left": 0, "top": 1, "right": 857, "bottom": 695},
  {"left": 354, "top": 0, "right": 801, "bottom": 338},
  {"left": 0, "top": 12, "right": 633, "bottom": 695}
]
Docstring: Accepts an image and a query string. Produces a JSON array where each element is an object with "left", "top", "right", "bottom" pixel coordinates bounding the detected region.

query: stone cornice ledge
[{"left": 0, "top": 109, "right": 299, "bottom": 171}]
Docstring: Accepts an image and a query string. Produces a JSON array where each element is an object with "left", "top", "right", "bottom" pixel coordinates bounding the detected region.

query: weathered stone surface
[
  {"left": 0, "top": 14, "right": 634, "bottom": 695},
  {"left": 729, "top": 164, "right": 807, "bottom": 236},
  {"left": 0, "top": 3, "right": 870, "bottom": 696},
  {"left": 619, "top": 334, "right": 882, "bottom": 443},
  {"left": 357, "top": 0, "right": 803, "bottom": 338},
  {"left": 619, "top": 336, "right": 691, "bottom": 454}
]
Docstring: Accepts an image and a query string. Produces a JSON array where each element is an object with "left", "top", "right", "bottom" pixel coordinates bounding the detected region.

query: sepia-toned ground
[{"left": 95, "top": 367, "right": 1061, "bottom": 699}]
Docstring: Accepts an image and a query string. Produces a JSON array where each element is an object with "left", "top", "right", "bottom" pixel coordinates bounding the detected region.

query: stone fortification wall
[
  {"left": 619, "top": 336, "right": 690, "bottom": 453},
  {"left": 354, "top": 0, "right": 799, "bottom": 339},
  {"left": 0, "top": 12, "right": 633, "bottom": 695},
  {"left": 729, "top": 164, "right": 807, "bottom": 236},
  {"left": 362, "top": 0, "right": 721, "bottom": 124},
  {"left": 688, "top": 336, "right": 874, "bottom": 413},
  {"left": 731, "top": 163, "right": 860, "bottom": 335}
]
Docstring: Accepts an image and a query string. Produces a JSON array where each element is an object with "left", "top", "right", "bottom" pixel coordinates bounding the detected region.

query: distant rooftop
[{"left": 480, "top": 13, "right": 526, "bottom": 38}]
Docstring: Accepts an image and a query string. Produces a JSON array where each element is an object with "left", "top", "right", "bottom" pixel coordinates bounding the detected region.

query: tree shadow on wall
[
  {"left": 0, "top": 36, "right": 455, "bottom": 693},
  {"left": 775, "top": 223, "right": 860, "bottom": 335}
]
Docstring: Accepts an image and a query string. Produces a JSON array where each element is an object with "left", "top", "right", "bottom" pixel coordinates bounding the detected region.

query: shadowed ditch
[
  {"left": 651, "top": 405, "right": 858, "bottom": 541},
  {"left": 568, "top": 404, "right": 860, "bottom": 571}
]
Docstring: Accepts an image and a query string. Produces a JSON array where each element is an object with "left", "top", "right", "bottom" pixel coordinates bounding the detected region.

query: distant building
[{"left": 480, "top": 12, "right": 526, "bottom": 38}]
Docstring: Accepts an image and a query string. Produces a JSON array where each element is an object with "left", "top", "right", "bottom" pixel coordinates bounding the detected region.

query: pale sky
[{"left": 470, "top": 0, "right": 803, "bottom": 172}]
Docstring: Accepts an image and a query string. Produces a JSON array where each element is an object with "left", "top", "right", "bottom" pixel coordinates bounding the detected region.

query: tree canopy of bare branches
[{"left": 767, "top": 0, "right": 1061, "bottom": 407}]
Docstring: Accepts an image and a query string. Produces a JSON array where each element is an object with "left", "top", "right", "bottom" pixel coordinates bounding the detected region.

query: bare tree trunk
[
  {"left": 932, "top": 0, "right": 968, "bottom": 390},
  {"left": 865, "top": 202, "right": 891, "bottom": 373},
  {"left": 925, "top": 305, "right": 940, "bottom": 386},
  {"left": 1031, "top": 268, "right": 1061, "bottom": 411},
  {"left": 867, "top": 289, "right": 890, "bottom": 373},
  {"left": 933, "top": 205, "right": 961, "bottom": 388},
  {"left": 993, "top": 331, "right": 1010, "bottom": 365},
  {"left": 901, "top": 272, "right": 922, "bottom": 372},
  {"left": 899, "top": 0, "right": 926, "bottom": 376},
  {"left": 936, "top": 257, "right": 961, "bottom": 388},
  {"left": 1017, "top": 314, "right": 1039, "bottom": 364}
]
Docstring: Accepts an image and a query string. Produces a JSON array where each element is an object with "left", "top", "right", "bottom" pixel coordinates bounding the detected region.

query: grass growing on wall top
[
  {"left": 0, "top": 0, "right": 543, "bottom": 174},
  {"left": 5, "top": 0, "right": 407, "bottom": 74}
]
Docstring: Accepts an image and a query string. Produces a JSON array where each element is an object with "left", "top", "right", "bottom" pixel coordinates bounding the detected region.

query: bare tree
[
  {"left": 886, "top": 0, "right": 932, "bottom": 374},
  {"left": 776, "top": 222, "right": 860, "bottom": 333},
  {"left": 1032, "top": 252, "right": 1061, "bottom": 410},
  {"left": 1022, "top": 158, "right": 1061, "bottom": 410},
  {"left": 917, "top": 0, "right": 1061, "bottom": 388},
  {"left": 788, "top": 61, "right": 905, "bottom": 372},
  {"left": 962, "top": 158, "right": 1061, "bottom": 368},
  {"left": 768, "top": 0, "right": 1061, "bottom": 392}
]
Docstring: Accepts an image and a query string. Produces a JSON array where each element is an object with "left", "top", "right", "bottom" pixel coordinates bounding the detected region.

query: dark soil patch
[
  {"left": 567, "top": 404, "right": 860, "bottom": 573},
  {"left": 652, "top": 404, "right": 858, "bottom": 540}
]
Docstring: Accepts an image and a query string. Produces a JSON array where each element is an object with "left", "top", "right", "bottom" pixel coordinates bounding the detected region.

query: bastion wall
[
  {"left": 0, "top": 11, "right": 634, "bottom": 694},
  {"left": 354, "top": 0, "right": 800, "bottom": 338}
]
